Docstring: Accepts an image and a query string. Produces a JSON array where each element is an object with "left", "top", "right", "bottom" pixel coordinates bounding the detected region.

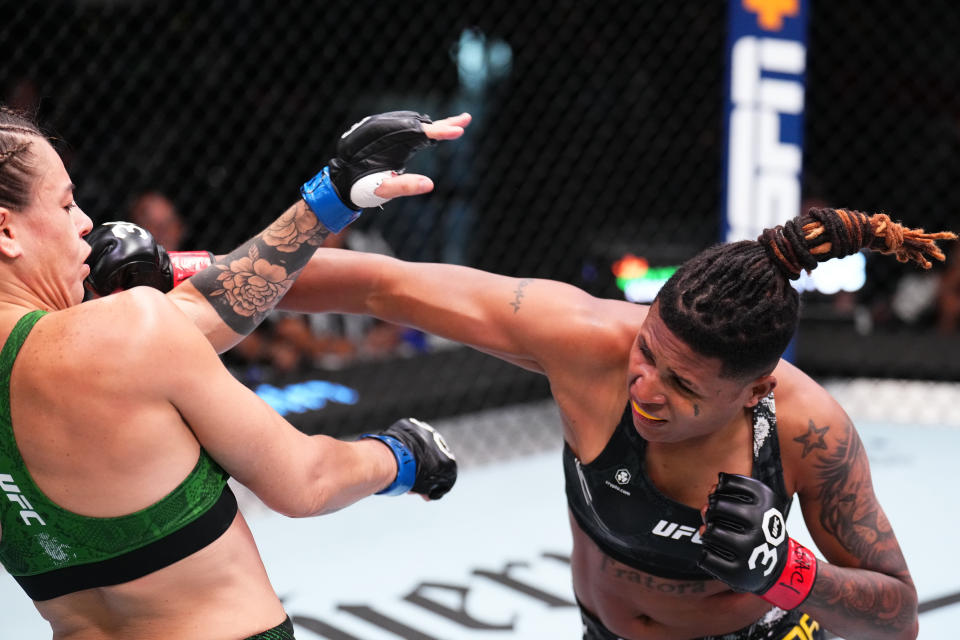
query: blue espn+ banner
[
  {"left": 723, "top": 0, "right": 808, "bottom": 244},
  {"left": 723, "top": 0, "right": 864, "bottom": 296}
]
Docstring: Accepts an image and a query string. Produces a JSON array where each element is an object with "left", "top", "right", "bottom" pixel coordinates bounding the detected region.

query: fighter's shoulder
[
  {"left": 594, "top": 298, "right": 647, "bottom": 353},
  {"left": 772, "top": 360, "right": 849, "bottom": 432},
  {"left": 770, "top": 360, "right": 859, "bottom": 482},
  {"left": 57, "top": 287, "right": 192, "bottom": 358},
  {"left": 541, "top": 297, "right": 645, "bottom": 405},
  {"left": 568, "top": 292, "right": 647, "bottom": 339}
]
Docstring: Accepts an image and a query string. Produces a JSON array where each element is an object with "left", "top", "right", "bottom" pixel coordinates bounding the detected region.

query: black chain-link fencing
[{"left": 2, "top": 1, "right": 958, "bottom": 436}]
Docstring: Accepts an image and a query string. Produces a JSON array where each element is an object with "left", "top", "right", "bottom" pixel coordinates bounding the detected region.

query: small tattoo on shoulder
[
  {"left": 509, "top": 278, "right": 532, "bottom": 313},
  {"left": 794, "top": 419, "right": 829, "bottom": 457}
]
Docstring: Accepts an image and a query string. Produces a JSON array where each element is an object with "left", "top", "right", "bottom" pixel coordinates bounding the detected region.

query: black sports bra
[{"left": 563, "top": 393, "right": 788, "bottom": 580}]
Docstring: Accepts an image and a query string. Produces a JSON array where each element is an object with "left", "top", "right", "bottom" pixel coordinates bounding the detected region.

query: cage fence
[{"left": 2, "top": 0, "right": 958, "bottom": 442}]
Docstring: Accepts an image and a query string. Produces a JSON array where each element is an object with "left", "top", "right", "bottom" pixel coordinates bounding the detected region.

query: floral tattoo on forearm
[{"left": 191, "top": 201, "right": 330, "bottom": 335}]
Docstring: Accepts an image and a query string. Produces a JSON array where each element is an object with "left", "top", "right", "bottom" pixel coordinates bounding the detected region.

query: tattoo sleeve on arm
[
  {"left": 804, "top": 421, "right": 916, "bottom": 633},
  {"left": 190, "top": 201, "right": 331, "bottom": 335}
]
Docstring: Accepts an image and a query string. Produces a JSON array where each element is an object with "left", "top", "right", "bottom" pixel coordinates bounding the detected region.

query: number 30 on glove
[{"left": 697, "top": 473, "right": 818, "bottom": 610}]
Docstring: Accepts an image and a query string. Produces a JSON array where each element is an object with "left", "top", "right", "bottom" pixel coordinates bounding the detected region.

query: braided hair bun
[{"left": 760, "top": 208, "right": 956, "bottom": 280}]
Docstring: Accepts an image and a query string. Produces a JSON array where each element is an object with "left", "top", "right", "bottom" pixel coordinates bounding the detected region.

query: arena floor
[{"left": 2, "top": 381, "right": 957, "bottom": 639}]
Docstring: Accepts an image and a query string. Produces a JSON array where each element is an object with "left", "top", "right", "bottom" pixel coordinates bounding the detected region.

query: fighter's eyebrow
[{"left": 639, "top": 335, "right": 703, "bottom": 397}]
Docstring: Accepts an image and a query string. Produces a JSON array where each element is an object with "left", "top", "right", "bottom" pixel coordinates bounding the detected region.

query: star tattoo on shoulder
[{"left": 794, "top": 419, "right": 829, "bottom": 457}]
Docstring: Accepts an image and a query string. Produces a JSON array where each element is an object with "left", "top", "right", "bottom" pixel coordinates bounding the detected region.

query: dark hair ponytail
[
  {"left": 761, "top": 208, "right": 956, "bottom": 278},
  {"left": 655, "top": 208, "right": 957, "bottom": 379}
]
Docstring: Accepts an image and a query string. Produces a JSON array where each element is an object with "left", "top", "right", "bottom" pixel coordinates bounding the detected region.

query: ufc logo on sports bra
[
  {"left": 652, "top": 520, "right": 703, "bottom": 544},
  {"left": 0, "top": 474, "right": 46, "bottom": 526}
]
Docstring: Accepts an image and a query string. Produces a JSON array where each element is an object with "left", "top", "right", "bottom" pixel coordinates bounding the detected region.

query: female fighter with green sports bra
[{"left": 0, "top": 106, "right": 468, "bottom": 639}]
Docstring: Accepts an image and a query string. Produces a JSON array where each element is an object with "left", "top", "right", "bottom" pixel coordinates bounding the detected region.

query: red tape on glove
[
  {"left": 170, "top": 251, "right": 214, "bottom": 287},
  {"left": 762, "top": 538, "right": 818, "bottom": 610}
]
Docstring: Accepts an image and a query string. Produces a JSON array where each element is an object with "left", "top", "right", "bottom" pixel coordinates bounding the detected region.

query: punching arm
[{"left": 85, "top": 112, "right": 470, "bottom": 352}]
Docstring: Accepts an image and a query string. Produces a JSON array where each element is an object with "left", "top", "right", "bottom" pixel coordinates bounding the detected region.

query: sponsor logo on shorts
[{"left": 782, "top": 613, "right": 821, "bottom": 640}]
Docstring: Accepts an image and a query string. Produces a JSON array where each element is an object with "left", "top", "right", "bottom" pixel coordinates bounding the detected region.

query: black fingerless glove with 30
[
  {"left": 362, "top": 418, "right": 457, "bottom": 500},
  {"left": 697, "top": 473, "right": 818, "bottom": 610}
]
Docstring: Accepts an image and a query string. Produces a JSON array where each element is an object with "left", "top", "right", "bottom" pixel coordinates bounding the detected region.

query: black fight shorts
[
  {"left": 579, "top": 602, "right": 825, "bottom": 640},
  {"left": 243, "top": 616, "right": 296, "bottom": 640}
]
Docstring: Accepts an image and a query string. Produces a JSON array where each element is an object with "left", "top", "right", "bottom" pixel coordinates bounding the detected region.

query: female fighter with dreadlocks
[
  {"left": 274, "top": 206, "right": 955, "bottom": 639},
  {"left": 84, "top": 153, "right": 954, "bottom": 637}
]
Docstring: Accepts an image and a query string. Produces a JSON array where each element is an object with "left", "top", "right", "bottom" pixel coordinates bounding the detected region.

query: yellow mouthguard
[{"left": 632, "top": 400, "right": 666, "bottom": 421}]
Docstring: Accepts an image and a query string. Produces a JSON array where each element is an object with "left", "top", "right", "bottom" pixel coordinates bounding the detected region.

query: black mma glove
[
  {"left": 300, "top": 111, "right": 436, "bottom": 233},
  {"left": 697, "top": 473, "right": 818, "bottom": 610},
  {"left": 362, "top": 418, "right": 457, "bottom": 500},
  {"left": 84, "top": 222, "right": 213, "bottom": 296}
]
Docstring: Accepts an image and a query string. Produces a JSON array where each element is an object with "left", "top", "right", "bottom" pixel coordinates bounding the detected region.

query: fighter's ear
[
  {"left": 743, "top": 374, "right": 776, "bottom": 408},
  {"left": 0, "top": 207, "right": 24, "bottom": 258}
]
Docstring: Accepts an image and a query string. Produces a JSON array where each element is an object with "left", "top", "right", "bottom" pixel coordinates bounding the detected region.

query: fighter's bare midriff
[
  {"left": 34, "top": 514, "right": 286, "bottom": 640},
  {"left": 570, "top": 514, "right": 773, "bottom": 640}
]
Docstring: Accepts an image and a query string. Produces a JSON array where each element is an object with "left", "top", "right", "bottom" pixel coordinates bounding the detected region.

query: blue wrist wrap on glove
[
  {"left": 300, "top": 166, "right": 361, "bottom": 233},
  {"left": 362, "top": 434, "right": 417, "bottom": 496}
]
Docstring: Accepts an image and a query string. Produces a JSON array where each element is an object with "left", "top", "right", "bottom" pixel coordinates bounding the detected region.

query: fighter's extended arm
[
  {"left": 278, "top": 248, "right": 641, "bottom": 377},
  {"left": 127, "top": 286, "right": 456, "bottom": 513},
  {"left": 85, "top": 112, "right": 470, "bottom": 353}
]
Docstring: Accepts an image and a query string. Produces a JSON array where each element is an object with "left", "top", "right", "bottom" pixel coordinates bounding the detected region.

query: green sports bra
[{"left": 0, "top": 310, "right": 237, "bottom": 600}]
